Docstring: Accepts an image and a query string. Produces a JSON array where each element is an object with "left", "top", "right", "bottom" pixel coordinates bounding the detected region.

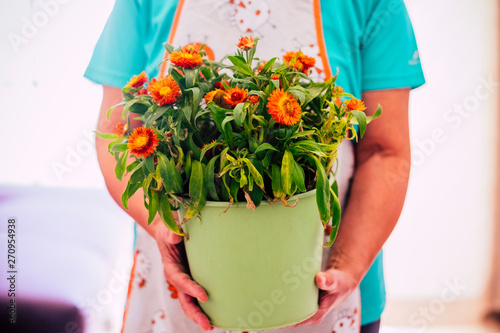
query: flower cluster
[{"left": 97, "top": 36, "right": 381, "bottom": 245}]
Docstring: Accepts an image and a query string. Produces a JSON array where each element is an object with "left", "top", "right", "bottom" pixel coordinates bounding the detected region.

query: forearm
[
  {"left": 96, "top": 139, "right": 164, "bottom": 237},
  {"left": 96, "top": 85, "right": 163, "bottom": 237},
  {"left": 327, "top": 149, "right": 410, "bottom": 283}
]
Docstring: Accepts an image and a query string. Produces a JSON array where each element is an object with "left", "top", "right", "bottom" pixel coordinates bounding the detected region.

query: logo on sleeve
[{"left": 409, "top": 50, "right": 421, "bottom": 65}]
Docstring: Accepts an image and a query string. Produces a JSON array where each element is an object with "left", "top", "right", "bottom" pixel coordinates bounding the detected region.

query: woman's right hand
[{"left": 151, "top": 217, "right": 213, "bottom": 331}]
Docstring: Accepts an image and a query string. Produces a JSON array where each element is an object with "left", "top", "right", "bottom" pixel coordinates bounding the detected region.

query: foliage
[{"left": 96, "top": 37, "right": 381, "bottom": 246}]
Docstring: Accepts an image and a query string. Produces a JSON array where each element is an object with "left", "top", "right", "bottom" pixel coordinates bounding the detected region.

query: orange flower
[
  {"left": 224, "top": 87, "right": 248, "bottom": 107},
  {"left": 255, "top": 62, "right": 266, "bottom": 74},
  {"left": 333, "top": 86, "right": 344, "bottom": 107},
  {"left": 248, "top": 95, "right": 260, "bottom": 104},
  {"left": 147, "top": 76, "right": 181, "bottom": 106},
  {"left": 204, "top": 89, "right": 222, "bottom": 103},
  {"left": 127, "top": 127, "right": 159, "bottom": 158},
  {"left": 300, "top": 54, "right": 316, "bottom": 70},
  {"left": 345, "top": 98, "right": 367, "bottom": 111},
  {"left": 237, "top": 36, "right": 255, "bottom": 50},
  {"left": 125, "top": 71, "right": 148, "bottom": 89},
  {"left": 283, "top": 51, "right": 316, "bottom": 74},
  {"left": 169, "top": 50, "right": 203, "bottom": 68},
  {"left": 137, "top": 88, "right": 148, "bottom": 95},
  {"left": 113, "top": 122, "right": 128, "bottom": 138},
  {"left": 266, "top": 89, "right": 302, "bottom": 126}
]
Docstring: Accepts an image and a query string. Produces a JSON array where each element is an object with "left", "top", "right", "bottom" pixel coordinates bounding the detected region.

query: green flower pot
[{"left": 181, "top": 189, "right": 324, "bottom": 331}]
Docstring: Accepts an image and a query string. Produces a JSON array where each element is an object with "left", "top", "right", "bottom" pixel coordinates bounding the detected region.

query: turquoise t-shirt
[{"left": 85, "top": 0, "right": 425, "bottom": 325}]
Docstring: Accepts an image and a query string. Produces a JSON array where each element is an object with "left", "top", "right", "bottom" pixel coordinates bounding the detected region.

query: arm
[
  {"left": 96, "top": 85, "right": 212, "bottom": 331},
  {"left": 298, "top": 87, "right": 412, "bottom": 325}
]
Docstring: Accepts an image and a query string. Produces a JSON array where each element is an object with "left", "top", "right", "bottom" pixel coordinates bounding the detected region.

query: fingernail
[
  {"left": 197, "top": 297, "right": 206, "bottom": 303},
  {"left": 318, "top": 274, "right": 326, "bottom": 286}
]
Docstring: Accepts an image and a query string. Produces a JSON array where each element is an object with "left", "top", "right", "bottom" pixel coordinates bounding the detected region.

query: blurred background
[{"left": 0, "top": 0, "right": 498, "bottom": 332}]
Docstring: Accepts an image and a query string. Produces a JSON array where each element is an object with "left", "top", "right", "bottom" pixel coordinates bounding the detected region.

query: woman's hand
[
  {"left": 152, "top": 217, "right": 213, "bottom": 331},
  {"left": 293, "top": 268, "right": 358, "bottom": 327}
]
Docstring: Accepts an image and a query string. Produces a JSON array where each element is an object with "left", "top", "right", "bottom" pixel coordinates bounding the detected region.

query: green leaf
[
  {"left": 254, "top": 143, "right": 279, "bottom": 155},
  {"left": 367, "top": 104, "right": 382, "bottom": 123},
  {"left": 206, "top": 155, "right": 220, "bottom": 201},
  {"left": 144, "top": 106, "right": 168, "bottom": 127},
  {"left": 229, "top": 179, "right": 239, "bottom": 203},
  {"left": 290, "top": 140, "right": 326, "bottom": 157},
  {"left": 142, "top": 173, "right": 154, "bottom": 199},
  {"left": 170, "top": 158, "right": 184, "bottom": 193},
  {"left": 158, "top": 194, "right": 184, "bottom": 235},
  {"left": 126, "top": 160, "right": 140, "bottom": 173},
  {"left": 242, "top": 158, "right": 265, "bottom": 190},
  {"left": 147, "top": 188, "right": 159, "bottom": 224},
  {"left": 351, "top": 110, "right": 367, "bottom": 138},
  {"left": 313, "top": 157, "right": 330, "bottom": 224},
  {"left": 324, "top": 184, "right": 341, "bottom": 247},
  {"left": 271, "top": 79, "right": 280, "bottom": 90},
  {"left": 144, "top": 155, "right": 155, "bottom": 174},
  {"left": 129, "top": 101, "right": 149, "bottom": 115},
  {"left": 130, "top": 166, "right": 145, "bottom": 184},
  {"left": 157, "top": 154, "right": 174, "bottom": 193},
  {"left": 292, "top": 159, "right": 306, "bottom": 192},
  {"left": 110, "top": 143, "right": 129, "bottom": 153},
  {"left": 289, "top": 130, "right": 315, "bottom": 140},
  {"left": 208, "top": 102, "right": 233, "bottom": 147},
  {"left": 271, "top": 164, "right": 283, "bottom": 198},
  {"left": 260, "top": 57, "right": 277, "bottom": 73},
  {"left": 115, "top": 151, "right": 128, "bottom": 181},
  {"left": 121, "top": 181, "right": 141, "bottom": 209},
  {"left": 184, "top": 68, "right": 198, "bottom": 88},
  {"left": 281, "top": 150, "right": 294, "bottom": 196},
  {"left": 248, "top": 90, "right": 265, "bottom": 99},
  {"left": 187, "top": 133, "right": 201, "bottom": 160},
  {"left": 106, "top": 102, "right": 124, "bottom": 120},
  {"left": 221, "top": 115, "right": 235, "bottom": 128},
  {"left": 94, "top": 131, "right": 118, "bottom": 140},
  {"left": 163, "top": 42, "right": 175, "bottom": 54},
  {"left": 227, "top": 55, "right": 254, "bottom": 76},
  {"left": 233, "top": 103, "right": 247, "bottom": 126},
  {"left": 182, "top": 105, "right": 192, "bottom": 122},
  {"left": 189, "top": 160, "right": 205, "bottom": 203},
  {"left": 288, "top": 87, "right": 306, "bottom": 104},
  {"left": 183, "top": 162, "right": 207, "bottom": 222}
]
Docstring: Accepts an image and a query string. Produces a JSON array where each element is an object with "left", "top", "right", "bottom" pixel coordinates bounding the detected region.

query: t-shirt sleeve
[
  {"left": 84, "top": 0, "right": 148, "bottom": 88},
  {"left": 361, "top": 0, "right": 425, "bottom": 91}
]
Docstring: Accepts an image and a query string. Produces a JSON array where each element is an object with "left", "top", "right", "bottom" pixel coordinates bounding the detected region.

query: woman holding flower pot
[{"left": 86, "top": 0, "right": 424, "bottom": 332}]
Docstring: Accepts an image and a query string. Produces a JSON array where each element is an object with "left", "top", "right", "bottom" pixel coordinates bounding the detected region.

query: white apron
[{"left": 122, "top": 1, "right": 359, "bottom": 332}]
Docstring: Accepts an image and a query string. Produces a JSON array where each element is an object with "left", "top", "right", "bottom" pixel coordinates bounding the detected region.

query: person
[{"left": 85, "top": 0, "right": 425, "bottom": 332}]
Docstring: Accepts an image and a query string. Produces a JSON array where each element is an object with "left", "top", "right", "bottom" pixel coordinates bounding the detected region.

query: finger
[
  {"left": 166, "top": 229, "right": 183, "bottom": 244},
  {"left": 178, "top": 292, "right": 213, "bottom": 331},
  {"left": 162, "top": 260, "right": 208, "bottom": 302},
  {"left": 316, "top": 271, "right": 338, "bottom": 291},
  {"left": 292, "top": 293, "right": 337, "bottom": 327}
]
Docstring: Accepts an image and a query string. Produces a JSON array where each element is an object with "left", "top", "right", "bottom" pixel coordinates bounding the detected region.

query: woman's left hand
[{"left": 293, "top": 268, "right": 358, "bottom": 326}]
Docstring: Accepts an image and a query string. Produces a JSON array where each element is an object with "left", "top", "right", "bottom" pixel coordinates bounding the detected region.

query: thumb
[
  {"left": 166, "top": 229, "right": 183, "bottom": 244},
  {"left": 316, "top": 271, "right": 338, "bottom": 291}
]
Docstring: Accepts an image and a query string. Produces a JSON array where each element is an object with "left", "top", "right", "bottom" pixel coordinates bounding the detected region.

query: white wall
[
  {"left": 384, "top": 0, "right": 498, "bottom": 304},
  {"left": 0, "top": 0, "right": 115, "bottom": 188}
]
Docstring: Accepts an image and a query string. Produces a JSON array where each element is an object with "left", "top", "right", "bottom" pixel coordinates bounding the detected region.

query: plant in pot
[{"left": 96, "top": 36, "right": 381, "bottom": 331}]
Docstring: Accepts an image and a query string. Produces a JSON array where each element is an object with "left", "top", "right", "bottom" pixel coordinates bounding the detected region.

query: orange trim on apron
[
  {"left": 313, "top": 0, "right": 332, "bottom": 80},
  {"left": 120, "top": 250, "right": 139, "bottom": 333},
  {"left": 159, "top": 0, "right": 187, "bottom": 78}
]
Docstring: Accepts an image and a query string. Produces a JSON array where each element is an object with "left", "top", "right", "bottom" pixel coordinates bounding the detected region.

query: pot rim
[{"left": 202, "top": 187, "right": 318, "bottom": 207}]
